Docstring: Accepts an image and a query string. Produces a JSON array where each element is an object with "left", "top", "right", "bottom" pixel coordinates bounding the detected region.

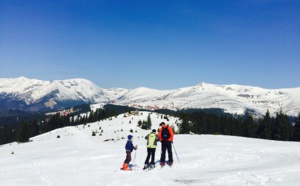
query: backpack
[{"left": 161, "top": 126, "right": 170, "bottom": 141}]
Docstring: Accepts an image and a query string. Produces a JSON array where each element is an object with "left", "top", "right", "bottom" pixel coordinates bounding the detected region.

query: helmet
[{"left": 127, "top": 135, "right": 133, "bottom": 140}]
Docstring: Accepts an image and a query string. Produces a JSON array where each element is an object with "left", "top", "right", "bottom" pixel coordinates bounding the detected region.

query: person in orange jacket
[{"left": 158, "top": 122, "right": 174, "bottom": 166}]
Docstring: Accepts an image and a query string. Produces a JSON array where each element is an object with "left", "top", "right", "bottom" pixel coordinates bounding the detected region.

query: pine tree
[
  {"left": 29, "top": 120, "right": 40, "bottom": 138},
  {"left": 0, "top": 125, "right": 16, "bottom": 145},
  {"left": 293, "top": 113, "right": 300, "bottom": 141},
  {"left": 88, "top": 110, "right": 94, "bottom": 122},
  {"left": 190, "top": 112, "right": 203, "bottom": 134},
  {"left": 137, "top": 120, "right": 142, "bottom": 127},
  {"left": 16, "top": 122, "right": 30, "bottom": 143},
  {"left": 258, "top": 110, "right": 272, "bottom": 139},
  {"left": 141, "top": 120, "right": 148, "bottom": 130},
  {"left": 249, "top": 115, "right": 258, "bottom": 138},
  {"left": 164, "top": 115, "right": 169, "bottom": 121},
  {"left": 178, "top": 113, "right": 190, "bottom": 134},
  {"left": 147, "top": 114, "right": 152, "bottom": 129},
  {"left": 273, "top": 110, "right": 290, "bottom": 141},
  {"left": 235, "top": 117, "right": 244, "bottom": 137},
  {"left": 0, "top": 129, "right": 2, "bottom": 145}
]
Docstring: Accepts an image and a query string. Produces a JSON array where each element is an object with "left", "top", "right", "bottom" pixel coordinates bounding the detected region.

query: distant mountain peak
[
  {"left": 0, "top": 77, "right": 300, "bottom": 116},
  {"left": 197, "top": 82, "right": 206, "bottom": 86}
]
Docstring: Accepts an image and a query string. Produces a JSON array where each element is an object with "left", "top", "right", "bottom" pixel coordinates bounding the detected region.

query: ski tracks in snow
[{"left": 40, "top": 174, "right": 54, "bottom": 186}]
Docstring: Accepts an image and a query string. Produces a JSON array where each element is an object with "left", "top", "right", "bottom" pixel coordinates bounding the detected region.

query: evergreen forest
[{"left": 1, "top": 105, "right": 300, "bottom": 145}]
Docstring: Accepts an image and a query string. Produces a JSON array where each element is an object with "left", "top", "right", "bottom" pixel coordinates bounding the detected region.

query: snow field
[{"left": 1, "top": 112, "right": 300, "bottom": 185}]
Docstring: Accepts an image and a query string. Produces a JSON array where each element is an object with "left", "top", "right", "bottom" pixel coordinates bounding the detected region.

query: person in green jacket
[{"left": 143, "top": 129, "right": 159, "bottom": 170}]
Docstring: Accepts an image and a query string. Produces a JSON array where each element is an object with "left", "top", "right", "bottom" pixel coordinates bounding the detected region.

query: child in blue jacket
[{"left": 122, "top": 135, "right": 138, "bottom": 170}]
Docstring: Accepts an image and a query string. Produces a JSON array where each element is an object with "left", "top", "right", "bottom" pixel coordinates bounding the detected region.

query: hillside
[
  {"left": 1, "top": 112, "right": 300, "bottom": 185},
  {"left": 1, "top": 77, "right": 300, "bottom": 116}
]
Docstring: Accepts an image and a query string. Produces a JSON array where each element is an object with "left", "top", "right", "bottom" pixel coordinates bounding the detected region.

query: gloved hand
[{"left": 135, "top": 145, "right": 138, "bottom": 150}]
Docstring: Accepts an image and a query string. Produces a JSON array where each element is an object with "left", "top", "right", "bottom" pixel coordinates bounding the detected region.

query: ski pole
[
  {"left": 131, "top": 150, "right": 137, "bottom": 170},
  {"left": 132, "top": 150, "right": 137, "bottom": 164},
  {"left": 172, "top": 142, "right": 180, "bottom": 163}
]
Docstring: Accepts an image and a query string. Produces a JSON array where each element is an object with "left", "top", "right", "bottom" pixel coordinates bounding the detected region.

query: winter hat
[
  {"left": 152, "top": 129, "right": 156, "bottom": 133},
  {"left": 128, "top": 135, "right": 133, "bottom": 140},
  {"left": 160, "top": 122, "right": 165, "bottom": 126}
]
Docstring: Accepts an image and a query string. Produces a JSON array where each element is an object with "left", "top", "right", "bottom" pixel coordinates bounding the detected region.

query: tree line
[
  {"left": 0, "top": 108, "right": 116, "bottom": 145},
  {"left": 2, "top": 106, "right": 300, "bottom": 145},
  {"left": 178, "top": 110, "right": 300, "bottom": 141}
]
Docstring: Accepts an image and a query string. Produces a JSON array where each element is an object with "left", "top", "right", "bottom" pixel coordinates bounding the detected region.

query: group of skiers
[{"left": 122, "top": 122, "right": 174, "bottom": 171}]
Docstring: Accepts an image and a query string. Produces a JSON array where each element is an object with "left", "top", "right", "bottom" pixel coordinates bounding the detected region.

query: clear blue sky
[{"left": 1, "top": 0, "right": 299, "bottom": 89}]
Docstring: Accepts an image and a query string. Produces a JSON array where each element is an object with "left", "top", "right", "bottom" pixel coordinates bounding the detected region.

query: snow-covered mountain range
[{"left": 1, "top": 77, "right": 300, "bottom": 116}]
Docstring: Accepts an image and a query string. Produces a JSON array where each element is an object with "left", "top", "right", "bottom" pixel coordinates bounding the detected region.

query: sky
[{"left": 0, "top": 0, "right": 299, "bottom": 89}]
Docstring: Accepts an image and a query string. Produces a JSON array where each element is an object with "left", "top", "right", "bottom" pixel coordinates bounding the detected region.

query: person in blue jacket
[{"left": 122, "top": 135, "right": 138, "bottom": 170}]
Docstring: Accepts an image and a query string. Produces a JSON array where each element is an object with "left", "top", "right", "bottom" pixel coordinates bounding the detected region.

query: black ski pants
[
  {"left": 160, "top": 141, "right": 173, "bottom": 163},
  {"left": 144, "top": 148, "right": 156, "bottom": 165}
]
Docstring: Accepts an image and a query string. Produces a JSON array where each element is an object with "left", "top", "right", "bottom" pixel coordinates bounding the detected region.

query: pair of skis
[
  {"left": 144, "top": 162, "right": 173, "bottom": 172},
  {"left": 143, "top": 163, "right": 158, "bottom": 171},
  {"left": 144, "top": 160, "right": 172, "bottom": 171},
  {"left": 120, "top": 160, "right": 173, "bottom": 172}
]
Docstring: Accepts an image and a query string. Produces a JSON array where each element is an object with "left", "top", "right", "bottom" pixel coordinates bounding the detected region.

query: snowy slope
[
  {"left": 115, "top": 82, "right": 300, "bottom": 116},
  {"left": 3, "top": 77, "right": 109, "bottom": 103},
  {"left": 1, "top": 112, "right": 300, "bottom": 186},
  {"left": 0, "top": 77, "right": 109, "bottom": 111},
  {"left": 1, "top": 77, "right": 300, "bottom": 116}
]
